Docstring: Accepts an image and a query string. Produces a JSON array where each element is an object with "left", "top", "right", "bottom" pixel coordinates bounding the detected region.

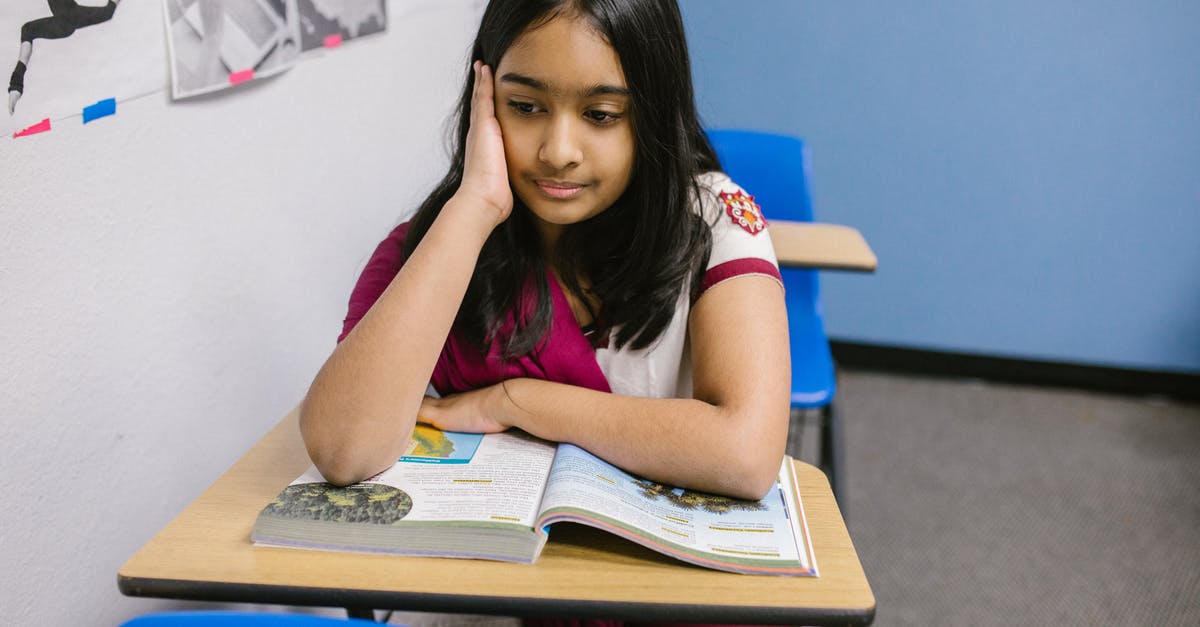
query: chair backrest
[
  {"left": 706, "top": 130, "right": 816, "bottom": 223},
  {"left": 706, "top": 129, "right": 823, "bottom": 317}
]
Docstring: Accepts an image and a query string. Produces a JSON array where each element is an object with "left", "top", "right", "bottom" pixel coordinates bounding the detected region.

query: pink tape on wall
[
  {"left": 228, "top": 69, "right": 255, "bottom": 85},
  {"left": 324, "top": 34, "right": 343, "bottom": 48},
  {"left": 13, "top": 118, "right": 51, "bottom": 138}
]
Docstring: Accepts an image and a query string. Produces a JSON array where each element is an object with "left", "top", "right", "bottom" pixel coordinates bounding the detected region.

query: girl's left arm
[{"left": 419, "top": 274, "right": 791, "bottom": 500}]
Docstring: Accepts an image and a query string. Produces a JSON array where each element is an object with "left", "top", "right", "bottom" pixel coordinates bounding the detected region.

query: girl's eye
[
  {"left": 585, "top": 110, "right": 621, "bottom": 125},
  {"left": 508, "top": 101, "right": 539, "bottom": 115}
]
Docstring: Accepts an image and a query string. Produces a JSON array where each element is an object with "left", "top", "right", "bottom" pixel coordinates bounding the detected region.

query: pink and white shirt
[{"left": 338, "top": 171, "right": 781, "bottom": 400}]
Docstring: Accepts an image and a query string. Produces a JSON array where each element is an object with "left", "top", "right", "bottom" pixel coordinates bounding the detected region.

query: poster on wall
[
  {"left": 296, "top": 0, "right": 386, "bottom": 52},
  {"left": 2, "top": 0, "right": 167, "bottom": 136},
  {"left": 164, "top": 0, "right": 302, "bottom": 99}
]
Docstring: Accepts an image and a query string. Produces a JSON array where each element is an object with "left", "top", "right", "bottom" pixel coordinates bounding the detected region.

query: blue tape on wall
[{"left": 82, "top": 98, "right": 117, "bottom": 124}]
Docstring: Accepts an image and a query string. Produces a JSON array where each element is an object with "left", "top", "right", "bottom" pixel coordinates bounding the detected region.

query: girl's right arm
[{"left": 299, "top": 62, "right": 511, "bottom": 486}]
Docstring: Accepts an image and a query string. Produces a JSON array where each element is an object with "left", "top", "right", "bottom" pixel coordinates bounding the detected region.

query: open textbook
[{"left": 252, "top": 426, "right": 817, "bottom": 576}]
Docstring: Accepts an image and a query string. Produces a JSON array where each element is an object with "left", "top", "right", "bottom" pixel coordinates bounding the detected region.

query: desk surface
[
  {"left": 770, "top": 221, "right": 877, "bottom": 272},
  {"left": 119, "top": 409, "right": 875, "bottom": 625}
]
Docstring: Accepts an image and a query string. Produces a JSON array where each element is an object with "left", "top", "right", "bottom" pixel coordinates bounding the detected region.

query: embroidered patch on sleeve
[{"left": 719, "top": 190, "right": 768, "bottom": 235}]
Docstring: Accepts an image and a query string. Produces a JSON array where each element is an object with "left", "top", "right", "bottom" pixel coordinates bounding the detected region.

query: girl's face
[{"left": 494, "top": 13, "right": 635, "bottom": 244}]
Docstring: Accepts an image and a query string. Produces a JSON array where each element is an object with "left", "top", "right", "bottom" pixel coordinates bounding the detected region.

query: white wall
[{"left": 0, "top": 3, "right": 480, "bottom": 624}]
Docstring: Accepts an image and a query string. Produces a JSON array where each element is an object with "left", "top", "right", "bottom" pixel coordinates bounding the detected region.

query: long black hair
[{"left": 404, "top": 0, "right": 719, "bottom": 357}]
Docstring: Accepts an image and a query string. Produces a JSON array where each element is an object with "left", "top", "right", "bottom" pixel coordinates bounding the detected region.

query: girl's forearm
[
  {"left": 300, "top": 198, "right": 496, "bottom": 485},
  {"left": 499, "top": 378, "right": 789, "bottom": 500}
]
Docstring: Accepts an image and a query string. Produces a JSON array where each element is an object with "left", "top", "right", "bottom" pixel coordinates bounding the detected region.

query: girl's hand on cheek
[
  {"left": 417, "top": 384, "right": 510, "bottom": 434},
  {"left": 454, "top": 61, "right": 513, "bottom": 228}
]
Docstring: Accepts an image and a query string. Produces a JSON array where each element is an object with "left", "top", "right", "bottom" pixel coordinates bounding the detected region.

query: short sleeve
[
  {"left": 338, "top": 222, "right": 411, "bottom": 342},
  {"left": 694, "top": 171, "right": 782, "bottom": 299}
]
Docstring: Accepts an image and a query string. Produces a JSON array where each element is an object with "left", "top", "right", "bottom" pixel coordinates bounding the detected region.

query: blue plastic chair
[
  {"left": 707, "top": 129, "right": 845, "bottom": 508},
  {"left": 120, "top": 612, "right": 382, "bottom": 626}
]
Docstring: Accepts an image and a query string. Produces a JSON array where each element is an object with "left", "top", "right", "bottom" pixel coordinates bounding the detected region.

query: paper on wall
[
  {"left": 164, "top": 0, "right": 302, "bottom": 99},
  {"left": 296, "top": 0, "right": 386, "bottom": 51},
  {"left": 2, "top": 0, "right": 166, "bottom": 136}
]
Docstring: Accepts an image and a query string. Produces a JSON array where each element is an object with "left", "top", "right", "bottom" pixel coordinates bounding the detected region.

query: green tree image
[
  {"left": 633, "top": 479, "right": 766, "bottom": 514},
  {"left": 410, "top": 424, "right": 456, "bottom": 457},
  {"left": 263, "top": 482, "right": 413, "bottom": 524}
]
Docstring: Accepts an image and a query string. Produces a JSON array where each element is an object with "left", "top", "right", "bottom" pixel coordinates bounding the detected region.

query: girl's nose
[{"left": 538, "top": 117, "right": 583, "bottom": 170}]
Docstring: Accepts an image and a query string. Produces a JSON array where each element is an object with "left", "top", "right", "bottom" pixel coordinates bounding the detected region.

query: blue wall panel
[{"left": 682, "top": 0, "right": 1200, "bottom": 372}]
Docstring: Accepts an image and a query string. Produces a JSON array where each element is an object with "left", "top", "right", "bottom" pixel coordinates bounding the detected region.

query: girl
[{"left": 300, "top": 0, "right": 790, "bottom": 502}]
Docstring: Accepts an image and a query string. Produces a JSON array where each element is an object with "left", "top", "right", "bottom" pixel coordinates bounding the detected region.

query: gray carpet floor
[{"left": 824, "top": 369, "right": 1200, "bottom": 626}]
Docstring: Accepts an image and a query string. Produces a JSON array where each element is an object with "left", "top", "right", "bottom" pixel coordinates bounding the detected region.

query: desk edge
[{"left": 118, "top": 574, "right": 875, "bottom": 625}]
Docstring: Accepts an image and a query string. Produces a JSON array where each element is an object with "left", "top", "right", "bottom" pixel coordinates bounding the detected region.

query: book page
[
  {"left": 536, "top": 444, "right": 816, "bottom": 575},
  {"left": 284, "top": 429, "right": 556, "bottom": 529}
]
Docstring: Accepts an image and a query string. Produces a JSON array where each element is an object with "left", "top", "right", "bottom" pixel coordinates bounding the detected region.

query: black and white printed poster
[
  {"left": 297, "top": 0, "right": 386, "bottom": 51},
  {"left": 2, "top": 1, "right": 165, "bottom": 135},
  {"left": 164, "top": 0, "right": 302, "bottom": 99},
  {"left": 4, "top": 1, "right": 391, "bottom": 134},
  {"left": 164, "top": 0, "right": 387, "bottom": 100}
]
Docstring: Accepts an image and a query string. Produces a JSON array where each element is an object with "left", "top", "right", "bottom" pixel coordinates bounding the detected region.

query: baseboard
[{"left": 829, "top": 340, "right": 1200, "bottom": 403}]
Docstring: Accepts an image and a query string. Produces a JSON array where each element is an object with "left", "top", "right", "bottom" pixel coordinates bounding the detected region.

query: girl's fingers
[
  {"left": 471, "top": 61, "right": 495, "bottom": 123},
  {"left": 478, "top": 63, "right": 495, "bottom": 117},
  {"left": 470, "top": 62, "right": 482, "bottom": 115}
]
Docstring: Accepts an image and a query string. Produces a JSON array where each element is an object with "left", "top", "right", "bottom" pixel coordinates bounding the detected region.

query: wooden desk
[
  {"left": 770, "top": 221, "right": 877, "bottom": 272},
  {"left": 119, "top": 409, "right": 875, "bottom": 625}
]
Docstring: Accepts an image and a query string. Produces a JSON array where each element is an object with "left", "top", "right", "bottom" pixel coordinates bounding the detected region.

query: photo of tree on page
[
  {"left": 400, "top": 425, "right": 484, "bottom": 464},
  {"left": 633, "top": 479, "right": 768, "bottom": 514},
  {"left": 262, "top": 482, "right": 413, "bottom": 524}
]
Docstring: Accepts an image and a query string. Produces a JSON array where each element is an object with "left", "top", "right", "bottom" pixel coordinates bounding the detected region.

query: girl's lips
[{"left": 536, "top": 180, "right": 586, "bottom": 199}]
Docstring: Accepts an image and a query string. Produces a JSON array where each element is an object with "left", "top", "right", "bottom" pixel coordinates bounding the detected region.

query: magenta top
[{"left": 338, "top": 222, "right": 612, "bottom": 396}]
